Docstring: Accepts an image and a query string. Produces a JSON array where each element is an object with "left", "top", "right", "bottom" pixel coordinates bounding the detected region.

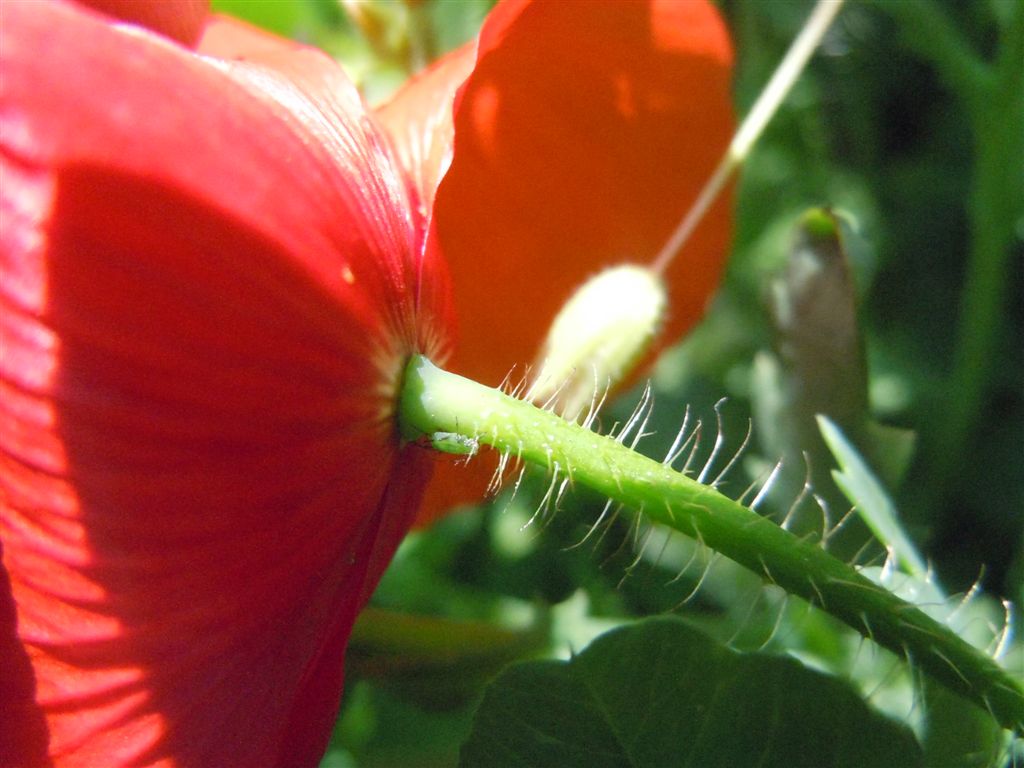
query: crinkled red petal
[
  {"left": 376, "top": 43, "right": 478, "bottom": 214},
  {"left": 0, "top": 2, "right": 450, "bottom": 765}
]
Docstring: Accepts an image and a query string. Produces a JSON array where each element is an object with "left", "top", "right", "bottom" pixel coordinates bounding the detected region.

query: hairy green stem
[{"left": 399, "top": 355, "right": 1024, "bottom": 732}]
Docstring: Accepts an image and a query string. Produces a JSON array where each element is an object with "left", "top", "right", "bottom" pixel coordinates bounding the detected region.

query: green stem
[
  {"left": 399, "top": 355, "right": 1024, "bottom": 732},
  {"left": 935, "top": 4, "right": 1023, "bottom": 480},
  {"left": 868, "top": 0, "right": 993, "bottom": 105},
  {"left": 880, "top": 0, "right": 1023, "bottom": 508}
]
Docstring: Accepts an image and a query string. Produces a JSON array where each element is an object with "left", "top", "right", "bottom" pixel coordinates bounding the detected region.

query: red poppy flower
[
  {"left": 1, "top": 0, "right": 733, "bottom": 765},
  {"left": 376, "top": 0, "right": 735, "bottom": 522},
  {"left": 1, "top": 1, "right": 452, "bottom": 765}
]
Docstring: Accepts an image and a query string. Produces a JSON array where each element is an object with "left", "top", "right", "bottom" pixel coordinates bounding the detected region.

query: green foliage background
[{"left": 213, "top": 1, "right": 1023, "bottom": 765}]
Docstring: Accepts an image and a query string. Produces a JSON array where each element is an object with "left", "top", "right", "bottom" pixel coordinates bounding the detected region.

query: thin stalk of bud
[{"left": 651, "top": 0, "right": 846, "bottom": 274}]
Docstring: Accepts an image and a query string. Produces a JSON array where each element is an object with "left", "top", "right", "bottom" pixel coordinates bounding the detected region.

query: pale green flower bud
[{"left": 528, "top": 264, "right": 667, "bottom": 421}]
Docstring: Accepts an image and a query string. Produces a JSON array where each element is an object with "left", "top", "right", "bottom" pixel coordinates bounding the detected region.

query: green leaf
[
  {"left": 459, "top": 618, "right": 923, "bottom": 768},
  {"left": 818, "top": 415, "right": 927, "bottom": 578},
  {"left": 920, "top": 680, "right": 1005, "bottom": 768}
]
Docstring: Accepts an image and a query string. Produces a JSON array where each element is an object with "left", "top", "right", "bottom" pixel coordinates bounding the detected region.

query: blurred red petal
[
  {"left": 434, "top": 0, "right": 734, "bottom": 388},
  {"left": 74, "top": 0, "right": 209, "bottom": 46},
  {"left": 376, "top": 43, "right": 477, "bottom": 214},
  {"left": 414, "top": 455, "right": 494, "bottom": 528},
  {"left": 1, "top": 1, "right": 450, "bottom": 765}
]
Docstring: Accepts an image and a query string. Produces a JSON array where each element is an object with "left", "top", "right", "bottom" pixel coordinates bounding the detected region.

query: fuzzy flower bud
[{"left": 528, "top": 265, "right": 667, "bottom": 420}]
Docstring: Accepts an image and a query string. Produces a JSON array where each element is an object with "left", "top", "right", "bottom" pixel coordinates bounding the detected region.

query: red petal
[
  {"left": 376, "top": 43, "right": 478, "bottom": 214},
  {"left": 73, "top": 0, "right": 209, "bottom": 46},
  {"left": 1, "top": 2, "right": 450, "bottom": 765},
  {"left": 432, "top": 0, "right": 734, "bottom": 388},
  {"left": 414, "top": 455, "right": 495, "bottom": 528}
]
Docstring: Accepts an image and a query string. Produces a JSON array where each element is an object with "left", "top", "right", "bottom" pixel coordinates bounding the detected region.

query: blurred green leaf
[
  {"left": 920, "top": 680, "right": 1005, "bottom": 768},
  {"left": 346, "top": 607, "right": 548, "bottom": 710},
  {"left": 861, "top": 420, "right": 917, "bottom": 489},
  {"left": 212, "top": 0, "right": 309, "bottom": 37},
  {"left": 459, "top": 618, "right": 923, "bottom": 768}
]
